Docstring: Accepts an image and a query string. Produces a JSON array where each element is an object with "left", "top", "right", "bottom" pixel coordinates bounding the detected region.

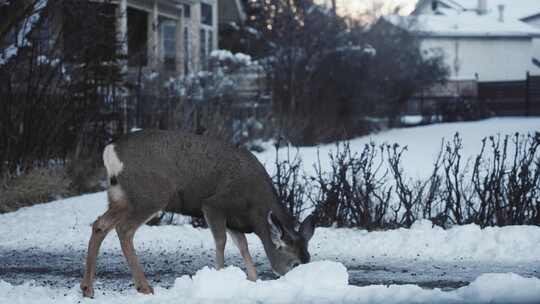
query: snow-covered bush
[{"left": 130, "top": 49, "right": 266, "bottom": 145}]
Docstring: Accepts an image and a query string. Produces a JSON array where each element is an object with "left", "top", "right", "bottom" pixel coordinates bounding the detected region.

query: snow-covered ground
[
  {"left": 255, "top": 117, "right": 540, "bottom": 179},
  {"left": 1, "top": 192, "right": 540, "bottom": 303},
  {"left": 1, "top": 118, "right": 540, "bottom": 303},
  {"left": 2, "top": 262, "right": 540, "bottom": 304}
]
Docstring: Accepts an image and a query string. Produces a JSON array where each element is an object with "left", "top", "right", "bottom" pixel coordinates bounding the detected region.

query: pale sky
[{"left": 318, "top": 0, "right": 418, "bottom": 16}]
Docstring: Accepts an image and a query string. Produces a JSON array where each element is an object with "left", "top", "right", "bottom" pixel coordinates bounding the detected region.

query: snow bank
[
  {"left": 1, "top": 261, "right": 539, "bottom": 303},
  {"left": 314, "top": 220, "right": 540, "bottom": 262},
  {"left": 1, "top": 193, "right": 540, "bottom": 264}
]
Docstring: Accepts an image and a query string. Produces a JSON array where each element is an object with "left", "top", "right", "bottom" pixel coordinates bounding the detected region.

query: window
[
  {"left": 199, "top": 28, "right": 214, "bottom": 70},
  {"left": 183, "top": 4, "right": 191, "bottom": 18},
  {"left": 161, "top": 20, "right": 176, "bottom": 70},
  {"left": 128, "top": 8, "right": 148, "bottom": 66},
  {"left": 200, "top": 28, "right": 206, "bottom": 69},
  {"left": 208, "top": 30, "right": 213, "bottom": 51},
  {"left": 201, "top": 3, "right": 213, "bottom": 26},
  {"left": 184, "top": 27, "right": 190, "bottom": 74},
  {"left": 431, "top": 0, "right": 438, "bottom": 11}
]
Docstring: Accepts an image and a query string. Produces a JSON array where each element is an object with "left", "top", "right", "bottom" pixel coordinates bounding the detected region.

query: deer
[{"left": 80, "top": 130, "right": 316, "bottom": 298}]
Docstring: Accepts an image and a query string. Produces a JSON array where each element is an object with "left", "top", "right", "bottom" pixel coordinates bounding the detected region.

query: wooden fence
[{"left": 406, "top": 73, "right": 540, "bottom": 117}]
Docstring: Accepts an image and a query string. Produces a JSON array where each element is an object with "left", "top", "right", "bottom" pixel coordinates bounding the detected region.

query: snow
[
  {"left": 210, "top": 49, "right": 253, "bottom": 66},
  {"left": 0, "top": 262, "right": 539, "bottom": 303},
  {"left": 400, "top": 115, "right": 424, "bottom": 125},
  {"left": 386, "top": 13, "right": 540, "bottom": 37},
  {"left": 255, "top": 117, "right": 540, "bottom": 179},
  {"left": 3, "top": 191, "right": 540, "bottom": 262}
]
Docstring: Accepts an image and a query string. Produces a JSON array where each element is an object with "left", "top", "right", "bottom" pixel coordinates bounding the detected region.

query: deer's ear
[
  {"left": 300, "top": 214, "right": 315, "bottom": 242},
  {"left": 267, "top": 211, "right": 285, "bottom": 249}
]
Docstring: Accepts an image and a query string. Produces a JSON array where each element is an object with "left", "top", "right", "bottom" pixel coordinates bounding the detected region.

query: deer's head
[{"left": 266, "top": 212, "right": 316, "bottom": 275}]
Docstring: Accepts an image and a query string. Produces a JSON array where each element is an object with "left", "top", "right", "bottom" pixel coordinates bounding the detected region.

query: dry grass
[{"left": 0, "top": 168, "right": 73, "bottom": 213}]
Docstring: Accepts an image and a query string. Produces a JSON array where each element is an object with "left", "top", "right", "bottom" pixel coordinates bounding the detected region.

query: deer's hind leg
[
  {"left": 115, "top": 203, "right": 165, "bottom": 295},
  {"left": 80, "top": 193, "right": 128, "bottom": 298}
]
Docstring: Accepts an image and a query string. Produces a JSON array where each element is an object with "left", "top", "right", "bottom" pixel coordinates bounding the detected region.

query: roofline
[
  {"left": 411, "top": 0, "right": 428, "bottom": 15},
  {"left": 412, "top": 0, "right": 467, "bottom": 15},
  {"left": 416, "top": 32, "right": 540, "bottom": 38},
  {"left": 521, "top": 12, "right": 540, "bottom": 22}
]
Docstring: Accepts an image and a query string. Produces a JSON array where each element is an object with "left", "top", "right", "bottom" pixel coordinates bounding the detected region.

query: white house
[
  {"left": 412, "top": 0, "right": 540, "bottom": 73},
  {"left": 389, "top": 0, "right": 540, "bottom": 83}
]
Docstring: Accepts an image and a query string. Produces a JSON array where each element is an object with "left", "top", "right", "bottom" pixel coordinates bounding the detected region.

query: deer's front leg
[
  {"left": 203, "top": 206, "right": 227, "bottom": 269},
  {"left": 228, "top": 229, "right": 257, "bottom": 281}
]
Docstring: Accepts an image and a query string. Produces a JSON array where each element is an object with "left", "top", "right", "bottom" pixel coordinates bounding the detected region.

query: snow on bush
[
  {"left": 1, "top": 262, "right": 539, "bottom": 303},
  {"left": 210, "top": 49, "right": 253, "bottom": 66}
]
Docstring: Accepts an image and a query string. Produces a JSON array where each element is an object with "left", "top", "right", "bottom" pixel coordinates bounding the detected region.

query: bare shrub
[
  {"left": 271, "top": 142, "right": 310, "bottom": 221},
  {"left": 272, "top": 132, "right": 540, "bottom": 230},
  {"left": 310, "top": 142, "right": 392, "bottom": 229},
  {"left": 471, "top": 133, "right": 540, "bottom": 226}
]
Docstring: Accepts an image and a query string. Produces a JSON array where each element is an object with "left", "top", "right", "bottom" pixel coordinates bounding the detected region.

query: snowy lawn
[
  {"left": 255, "top": 117, "right": 540, "bottom": 179},
  {"left": 1, "top": 118, "right": 540, "bottom": 303}
]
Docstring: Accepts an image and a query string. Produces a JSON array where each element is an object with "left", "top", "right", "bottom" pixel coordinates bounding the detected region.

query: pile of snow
[
  {"left": 1, "top": 261, "right": 539, "bottom": 303},
  {"left": 314, "top": 220, "right": 540, "bottom": 262}
]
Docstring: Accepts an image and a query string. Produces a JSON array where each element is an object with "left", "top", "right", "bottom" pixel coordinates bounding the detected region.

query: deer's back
[{"left": 110, "top": 130, "right": 276, "bottom": 229}]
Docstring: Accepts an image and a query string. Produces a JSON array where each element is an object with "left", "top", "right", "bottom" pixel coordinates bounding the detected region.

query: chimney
[
  {"left": 498, "top": 4, "right": 505, "bottom": 22},
  {"left": 477, "top": 0, "right": 488, "bottom": 15}
]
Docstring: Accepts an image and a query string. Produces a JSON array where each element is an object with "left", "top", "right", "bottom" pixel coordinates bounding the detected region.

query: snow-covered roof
[
  {"left": 385, "top": 13, "right": 540, "bottom": 38},
  {"left": 414, "top": 0, "right": 540, "bottom": 20}
]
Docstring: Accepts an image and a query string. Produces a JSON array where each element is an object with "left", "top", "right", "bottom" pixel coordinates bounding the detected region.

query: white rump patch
[
  {"left": 103, "top": 144, "right": 124, "bottom": 178},
  {"left": 108, "top": 185, "right": 126, "bottom": 203}
]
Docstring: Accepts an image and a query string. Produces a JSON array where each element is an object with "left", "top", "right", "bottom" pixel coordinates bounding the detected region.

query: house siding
[{"left": 421, "top": 36, "right": 536, "bottom": 81}]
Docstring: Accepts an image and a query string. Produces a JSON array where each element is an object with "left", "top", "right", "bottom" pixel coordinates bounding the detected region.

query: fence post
[{"left": 526, "top": 71, "right": 530, "bottom": 117}]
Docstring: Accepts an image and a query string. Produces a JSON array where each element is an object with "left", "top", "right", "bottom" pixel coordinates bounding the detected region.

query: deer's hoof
[
  {"left": 136, "top": 284, "right": 154, "bottom": 295},
  {"left": 247, "top": 273, "right": 258, "bottom": 282},
  {"left": 80, "top": 282, "right": 94, "bottom": 298}
]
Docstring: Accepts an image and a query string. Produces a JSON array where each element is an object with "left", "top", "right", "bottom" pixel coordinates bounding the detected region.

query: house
[
  {"left": 387, "top": 1, "right": 540, "bottom": 83},
  {"left": 1, "top": 0, "right": 245, "bottom": 75},
  {"left": 109, "top": 0, "right": 245, "bottom": 75},
  {"left": 413, "top": 0, "right": 540, "bottom": 21},
  {"left": 412, "top": 0, "right": 540, "bottom": 66},
  {"left": 382, "top": 0, "right": 540, "bottom": 116}
]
